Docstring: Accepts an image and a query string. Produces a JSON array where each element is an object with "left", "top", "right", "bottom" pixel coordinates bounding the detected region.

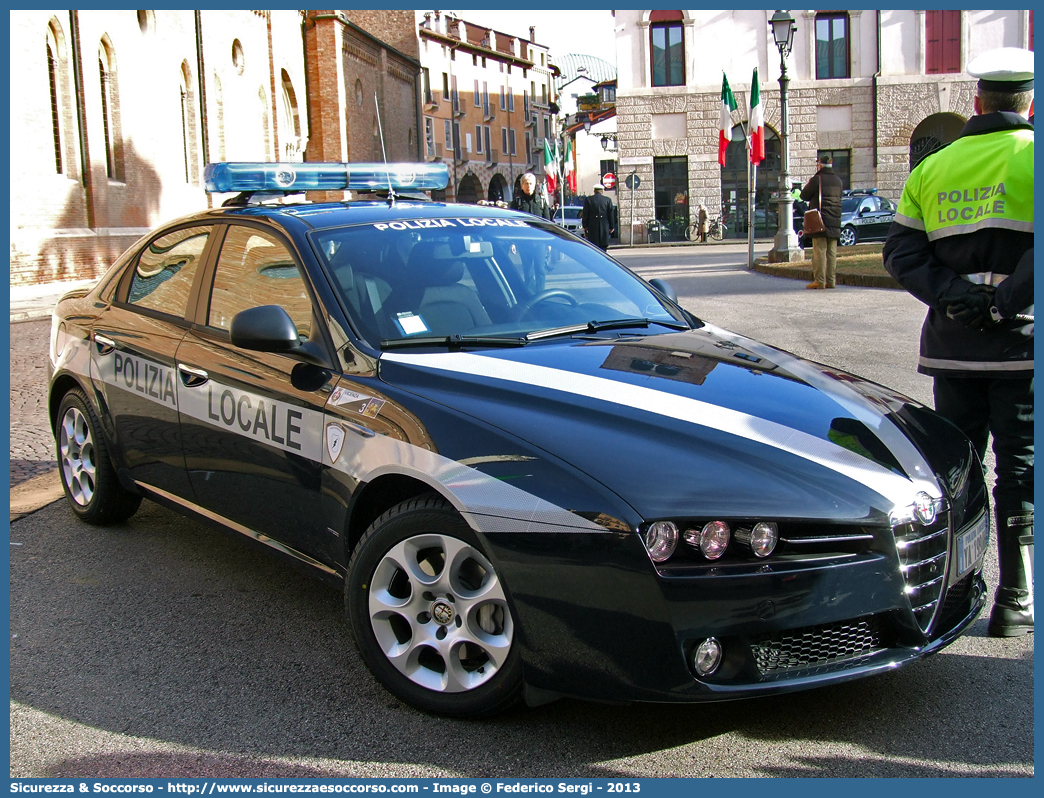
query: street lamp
[{"left": 768, "top": 9, "right": 802, "bottom": 263}]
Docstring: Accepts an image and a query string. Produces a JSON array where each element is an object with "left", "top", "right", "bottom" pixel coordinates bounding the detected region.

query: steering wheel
[{"left": 515, "top": 290, "right": 579, "bottom": 319}]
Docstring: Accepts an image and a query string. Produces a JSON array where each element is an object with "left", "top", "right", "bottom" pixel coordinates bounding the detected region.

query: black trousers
[{"left": 933, "top": 375, "right": 1034, "bottom": 533}]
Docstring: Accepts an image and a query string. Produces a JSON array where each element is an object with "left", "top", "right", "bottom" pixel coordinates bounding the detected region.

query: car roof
[{"left": 179, "top": 198, "right": 547, "bottom": 232}]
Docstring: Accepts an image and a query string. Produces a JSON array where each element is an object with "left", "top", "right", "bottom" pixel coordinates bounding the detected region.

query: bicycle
[{"left": 685, "top": 216, "right": 726, "bottom": 242}]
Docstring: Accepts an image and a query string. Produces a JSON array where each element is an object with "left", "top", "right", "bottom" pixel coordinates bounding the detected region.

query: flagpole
[{"left": 735, "top": 88, "right": 754, "bottom": 269}]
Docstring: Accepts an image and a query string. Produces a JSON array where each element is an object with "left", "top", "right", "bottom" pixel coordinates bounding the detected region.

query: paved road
[{"left": 9, "top": 245, "right": 1033, "bottom": 778}]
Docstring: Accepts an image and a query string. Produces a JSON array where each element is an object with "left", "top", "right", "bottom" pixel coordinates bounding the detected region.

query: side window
[
  {"left": 127, "top": 226, "right": 211, "bottom": 317},
  {"left": 860, "top": 199, "right": 874, "bottom": 214},
  {"left": 879, "top": 197, "right": 896, "bottom": 213},
  {"left": 208, "top": 226, "right": 311, "bottom": 338}
]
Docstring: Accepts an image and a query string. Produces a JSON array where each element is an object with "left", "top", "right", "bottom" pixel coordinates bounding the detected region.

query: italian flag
[
  {"left": 719, "top": 73, "right": 738, "bottom": 167},
  {"left": 543, "top": 138, "right": 558, "bottom": 194},
  {"left": 563, "top": 137, "right": 576, "bottom": 193},
  {"left": 748, "top": 68, "right": 765, "bottom": 165}
]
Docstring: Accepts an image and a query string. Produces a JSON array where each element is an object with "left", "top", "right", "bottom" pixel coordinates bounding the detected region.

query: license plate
[{"left": 955, "top": 513, "right": 989, "bottom": 578}]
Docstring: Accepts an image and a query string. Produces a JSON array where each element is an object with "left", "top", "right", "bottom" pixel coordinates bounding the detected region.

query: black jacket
[
  {"left": 511, "top": 191, "right": 551, "bottom": 220},
  {"left": 882, "top": 112, "right": 1034, "bottom": 378},
  {"left": 801, "top": 167, "right": 844, "bottom": 239},
  {"left": 581, "top": 193, "right": 616, "bottom": 249}
]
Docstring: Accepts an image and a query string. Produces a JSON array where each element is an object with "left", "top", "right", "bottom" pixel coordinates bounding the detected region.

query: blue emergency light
[{"left": 203, "top": 162, "right": 450, "bottom": 194}]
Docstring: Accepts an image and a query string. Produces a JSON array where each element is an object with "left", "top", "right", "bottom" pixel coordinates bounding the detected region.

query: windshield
[
  {"left": 312, "top": 216, "right": 685, "bottom": 347},
  {"left": 556, "top": 207, "right": 582, "bottom": 219},
  {"left": 841, "top": 198, "right": 862, "bottom": 213}
]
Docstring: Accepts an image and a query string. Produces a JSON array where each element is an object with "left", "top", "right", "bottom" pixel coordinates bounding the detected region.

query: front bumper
[{"left": 488, "top": 510, "right": 989, "bottom": 704}]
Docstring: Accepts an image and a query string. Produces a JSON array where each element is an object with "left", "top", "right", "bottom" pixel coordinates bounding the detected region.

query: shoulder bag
[{"left": 803, "top": 176, "right": 825, "bottom": 236}]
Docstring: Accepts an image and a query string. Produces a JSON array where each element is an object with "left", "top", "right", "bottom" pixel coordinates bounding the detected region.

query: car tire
[
  {"left": 55, "top": 388, "right": 142, "bottom": 525},
  {"left": 839, "top": 226, "right": 857, "bottom": 247},
  {"left": 346, "top": 494, "right": 523, "bottom": 718}
]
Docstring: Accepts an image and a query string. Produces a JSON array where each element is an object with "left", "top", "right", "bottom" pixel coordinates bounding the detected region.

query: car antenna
[{"left": 374, "top": 92, "right": 396, "bottom": 205}]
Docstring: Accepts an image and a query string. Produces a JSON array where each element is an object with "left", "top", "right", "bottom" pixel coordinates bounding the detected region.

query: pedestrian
[
  {"left": 882, "top": 47, "right": 1034, "bottom": 637},
  {"left": 581, "top": 183, "right": 616, "bottom": 250},
  {"left": 697, "top": 202, "right": 709, "bottom": 243},
  {"left": 510, "top": 172, "right": 552, "bottom": 220},
  {"left": 800, "top": 154, "right": 843, "bottom": 288}
]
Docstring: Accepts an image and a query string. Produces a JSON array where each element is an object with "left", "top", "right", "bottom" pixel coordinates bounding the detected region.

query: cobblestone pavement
[{"left": 11, "top": 318, "right": 56, "bottom": 485}]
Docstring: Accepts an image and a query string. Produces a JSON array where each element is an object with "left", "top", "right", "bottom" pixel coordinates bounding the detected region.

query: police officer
[
  {"left": 582, "top": 183, "right": 616, "bottom": 250},
  {"left": 883, "top": 47, "right": 1034, "bottom": 637}
]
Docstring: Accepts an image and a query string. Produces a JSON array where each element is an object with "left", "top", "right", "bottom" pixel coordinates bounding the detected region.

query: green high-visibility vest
[{"left": 895, "top": 128, "right": 1033, "bottom": 241}]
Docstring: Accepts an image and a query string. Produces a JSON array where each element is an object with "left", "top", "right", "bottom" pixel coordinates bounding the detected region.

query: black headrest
[
  {"left": 326, "top": 246, "right": 355, "bottom": 291},
  {"left": 405, "top": 241, "right": 464, "bottom": 286}
]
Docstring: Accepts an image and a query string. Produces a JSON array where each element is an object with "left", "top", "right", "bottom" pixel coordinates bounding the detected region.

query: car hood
[{"left": 378, "top": 324, "right": 946, "bottom": 523}]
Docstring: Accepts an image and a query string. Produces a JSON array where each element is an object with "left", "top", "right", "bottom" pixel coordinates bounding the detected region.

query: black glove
[{"left": 940, "top": 283, "right": 997, "bottom": 330}]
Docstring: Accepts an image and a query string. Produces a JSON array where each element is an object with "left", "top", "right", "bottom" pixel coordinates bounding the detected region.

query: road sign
[
  {"left": 602, "top": 173, "right": 616, "bottom": 190},
  {"left": 624, "top": 173, "right": 641, "bottom": 190}
]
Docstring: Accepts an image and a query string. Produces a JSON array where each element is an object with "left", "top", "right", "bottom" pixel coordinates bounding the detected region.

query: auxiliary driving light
[
  {"left": 694, "top": 637, "right": 723, "bottom": 676},
  {"left": 685, "top": 521, "right": 731, "bottom": 560},
  {"left": 734, "top": 521, "right": 779, "bottom": 558},
  {"left": 644, "top": 521, "right": 678, "bottom": 563}
]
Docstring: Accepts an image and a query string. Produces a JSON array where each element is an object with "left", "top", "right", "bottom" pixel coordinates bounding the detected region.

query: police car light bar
[{"left": 203, "top": 162, "right": 450, "bottom": 194}]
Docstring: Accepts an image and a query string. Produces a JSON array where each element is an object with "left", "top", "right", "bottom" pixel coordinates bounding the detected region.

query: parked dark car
[
  {"left": 800, "top": 190, "right": 897, "bottom": 247},
  {"left": 48, "top": 162, "right": 988, "bottom": 717}
]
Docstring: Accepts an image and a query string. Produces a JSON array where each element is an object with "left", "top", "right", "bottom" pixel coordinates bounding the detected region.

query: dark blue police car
[
  {"left": 48, "top": 162, "right": 989, "bottom": 717},
  {"left": 800, "top": 190, "right": 898, "bottom": 248}
]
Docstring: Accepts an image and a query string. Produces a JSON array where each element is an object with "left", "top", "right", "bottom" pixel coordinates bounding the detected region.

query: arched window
[
  {"left": 98, "top": 37, "right": 121, "bottom": 180},
  {"left": 47, "top": 36, "right": 63, "bottom": 173},
  {"left": 280, "top": 69, "right": 301, "bottom": 161},
  {"left": 47, "top": 19, "right": 72, "bottom": 177},
  {"left": 259, "top": 87, "right": 272, "bottom": 161},
  {"left": 179, "top": 62, "right": 198, "bottom": 184},
  {"left": 212, "top": 72, "right": 226, "bottom": 162}
]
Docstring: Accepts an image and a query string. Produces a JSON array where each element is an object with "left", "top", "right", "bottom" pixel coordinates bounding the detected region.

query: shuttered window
[{"left": 926, "top": 11, "right": 961, "bottom": 74}]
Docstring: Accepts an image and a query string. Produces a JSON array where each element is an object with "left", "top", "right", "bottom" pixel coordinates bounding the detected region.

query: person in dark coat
[
  {"left": 800, "top": 154, "right": 843, "bottom": 289},
  {"left": 510, "top": 172, "right": 551, "bottom": 220},
  {"left": 581, "top": 183, "right": 616, "bottom": 250}
]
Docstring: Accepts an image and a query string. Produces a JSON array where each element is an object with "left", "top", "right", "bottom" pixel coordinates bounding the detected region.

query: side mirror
[
  {"left": 230, "top": 305, "right": 300, "bottom": 352},
  {"left": 231, "top": 305, "right": 330, "bottom": 367},
  {"left": 649, "top": 278, "right": 678, "bottom": 303}
]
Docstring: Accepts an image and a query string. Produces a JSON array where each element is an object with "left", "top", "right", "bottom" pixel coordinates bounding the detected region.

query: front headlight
[{"left": 643, "top": 521, "right": 678, "bottom": 563}]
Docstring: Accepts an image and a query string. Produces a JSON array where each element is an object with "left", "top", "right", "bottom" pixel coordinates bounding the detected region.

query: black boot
[{"left": 987, "top": 516, "right": 1033, "bottom": 637}]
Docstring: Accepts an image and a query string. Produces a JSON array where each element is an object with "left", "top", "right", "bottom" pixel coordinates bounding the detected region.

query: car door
[
  {"left": 874, "top": 197, "right": 897, "bottom": 239},
  {"left": 90, "top": 224, "right": 214, "bottom": 499},
  {"left": 176, "top": 223, "right": 336, "bottom": 560}
]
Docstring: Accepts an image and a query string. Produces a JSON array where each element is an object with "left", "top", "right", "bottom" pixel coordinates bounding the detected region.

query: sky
[{"left": 414, "top": 9, "right": 617, "bottom": 64}]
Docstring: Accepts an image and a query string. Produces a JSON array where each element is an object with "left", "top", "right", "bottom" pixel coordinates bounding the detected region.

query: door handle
[
  {"left": 93, "top": 333, "right": 116, "bottom": 354},
  {"left": 178, "top": 363, "right": 210, "bottom": 387},
  {"left": 341, "top": 420, "right": 376, "bottom": 438}
]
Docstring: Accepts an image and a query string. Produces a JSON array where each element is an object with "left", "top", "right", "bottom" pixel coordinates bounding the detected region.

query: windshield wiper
[
  {"left": 380, "top": 334, "right": 528, "bottom": 351},
  {"left": 525, "top": 317, "right": 690, "bottom": 342}
]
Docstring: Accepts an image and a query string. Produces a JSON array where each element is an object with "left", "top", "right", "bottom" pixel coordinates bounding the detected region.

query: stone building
[
  {"left": 614, "top": 9, "right": 1034, "bottom": 244},
  {"left": 10, "top": 9, "right": 421, "bottom": 286},
  {"left": 417, "top": 11, "right": 554, "bottom": 203}
]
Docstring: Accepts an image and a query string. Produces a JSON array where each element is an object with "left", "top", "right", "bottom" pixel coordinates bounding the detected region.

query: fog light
[
  {"left": 735, "top": 521, "right": 778, "bottom": 557},
  {"left": 685, "top": 521, "right": 730, "bottom": 560},
  {"left": 643, "top": 521, "right": 678, "bottom": 563},
  {"left": 694, "top": 637, "right": 722, "bottom": 676}
]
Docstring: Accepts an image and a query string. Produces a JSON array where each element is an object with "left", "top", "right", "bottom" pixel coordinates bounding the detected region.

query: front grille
[
  {"left": 894, "top": 512, "right": 950, "bottom": 633},
  {"left": 751, "top": 615, "right": 886, "bottom": 674},
  {"left": 938, "top": 572, "right": 974, "bottom": 628}
]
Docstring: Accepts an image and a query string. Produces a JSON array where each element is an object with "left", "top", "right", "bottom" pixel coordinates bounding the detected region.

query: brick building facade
[
  {"left": 11, "top": 9, "right": 421, "bottom": 286},
  {"left": 614, "top": 9, "right": 1034, "bottom": 244},
  {"left": 417, "top": 11, "right": 555, "bottom": 204}
]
